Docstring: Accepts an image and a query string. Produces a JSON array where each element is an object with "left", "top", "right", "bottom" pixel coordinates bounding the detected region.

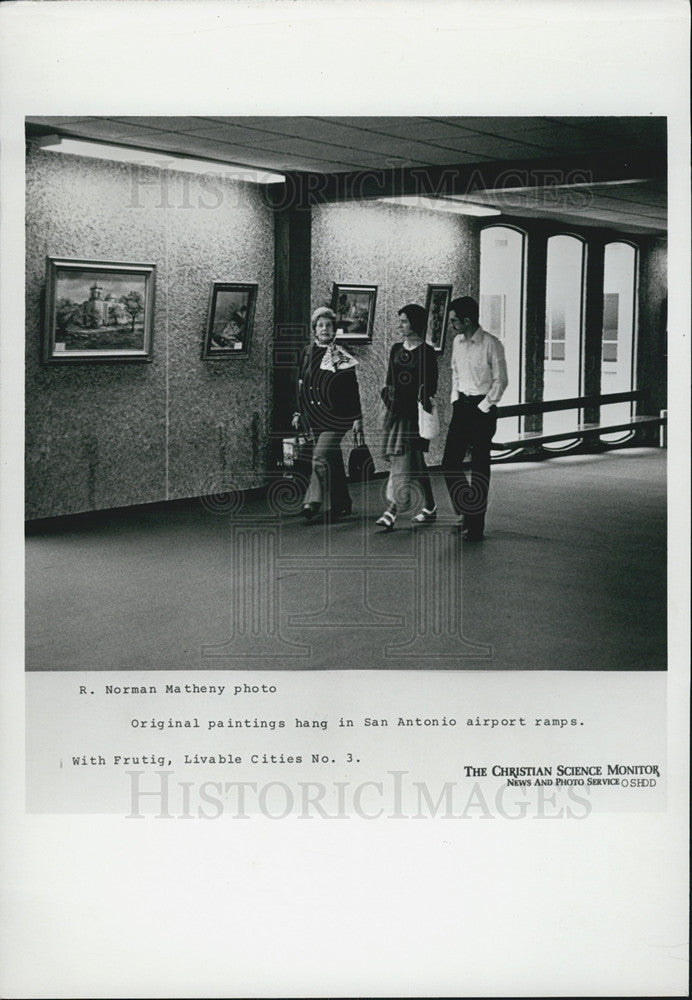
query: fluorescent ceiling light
[
  {"left": 379, "top": 195, "right": 500, "bottom": 216},
  {"left": 35, "top": 136, "right": 286, "bottom": 184},
  {"left": 461, "top": 178, "right": 652, "bottom": 195}
]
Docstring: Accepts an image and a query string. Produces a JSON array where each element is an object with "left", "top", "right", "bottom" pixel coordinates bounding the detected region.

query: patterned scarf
[{"left": 319, "top": 340, "right": 358, "bottom": 372}]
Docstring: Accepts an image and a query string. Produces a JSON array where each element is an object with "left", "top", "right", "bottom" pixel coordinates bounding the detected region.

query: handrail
[
  {"left": 493, "top": 414, "right": 666, "bottom": 449},
  {"left": 496, "top": 389, "right": 647, "bottom": 419}
]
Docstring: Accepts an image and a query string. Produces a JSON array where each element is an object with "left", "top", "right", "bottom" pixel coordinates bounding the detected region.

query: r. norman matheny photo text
[{"left": 98, "top": 683, "right": 277, "bottom": 696}]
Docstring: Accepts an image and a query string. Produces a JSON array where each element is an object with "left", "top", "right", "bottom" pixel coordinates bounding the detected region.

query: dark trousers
[{"left": 442, "top": 395, "right": 497, "bottom": 534}]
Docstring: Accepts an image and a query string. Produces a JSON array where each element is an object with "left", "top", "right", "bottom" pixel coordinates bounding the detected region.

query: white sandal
[
  {"left": 376, "top": 509, "right": 397, "bottom": 531},
  {"left": 411, "top": 506, "right": 437, "bottom": 524}
]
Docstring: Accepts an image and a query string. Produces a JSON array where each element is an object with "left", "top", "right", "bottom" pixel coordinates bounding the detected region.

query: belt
[{"left": 457, "top": 393, "right": 485, "bottom": 401}]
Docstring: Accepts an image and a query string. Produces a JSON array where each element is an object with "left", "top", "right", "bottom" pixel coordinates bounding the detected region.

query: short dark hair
[
  {"left": 449, "top": 296, "right": 479, "bottom": 326},
  {"left": 398, "top": 303, "right": 427, "bottom": 337}
]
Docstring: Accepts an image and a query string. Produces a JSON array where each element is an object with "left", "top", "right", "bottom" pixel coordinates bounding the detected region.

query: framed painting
[
  {"left": 202, "top": 281, "right": 257, "bottom": 359},
  {"left": 43, "top": 257, "right": 156, "bottom": 362},
  {"left": 330, "top": 283, "right": 377, "bottom": 344},
  {"left": 424, "top": 284, "right": 453, "bottom": 353}
]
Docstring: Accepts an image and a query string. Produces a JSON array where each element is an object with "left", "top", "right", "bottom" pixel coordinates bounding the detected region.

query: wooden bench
[{"left": 491, "top": 390, "right": 666, "bottom": 456}]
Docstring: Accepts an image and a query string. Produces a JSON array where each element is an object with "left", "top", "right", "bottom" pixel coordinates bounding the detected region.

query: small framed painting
[
  {"left": 424, "top": 284, "right": 453, "bottom": 353},
  {"left": 202, "top": 282, "right": 257, "bottom": 359},
  {"left": 331, "top": 283, "right": 377, "bottom": 344},
  {"left": 43, "top": 257, "right": 156, "bottom": 362}
]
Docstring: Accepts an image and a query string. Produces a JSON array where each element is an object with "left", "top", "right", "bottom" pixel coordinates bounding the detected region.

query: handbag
[
  {"left": 293, "top": 436, "right": 314, "bottom": 487},
  {"left": 348, "top": 428, "right": 375, "bottom": 482},
  {"left": 418, "top": 398, "right": 440, "bottom": 440},
  {"left": 284, "top": 414, "right": 314, "bottom": 487}
]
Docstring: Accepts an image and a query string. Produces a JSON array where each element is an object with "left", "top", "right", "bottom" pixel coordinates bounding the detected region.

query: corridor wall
[{"left": 25, "top": 148, "right": 274, "bottom": 519}]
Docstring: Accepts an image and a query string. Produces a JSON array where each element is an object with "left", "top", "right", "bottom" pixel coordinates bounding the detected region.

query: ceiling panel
[
  {"left": 315, "top": 116, "right": 487, "bottom": 141},
  {"left": 193, "top": 139, "right": 402, "bottom": 170},
  {"left": 434, "top": 136, "right": 557, "bottom": 158},
  {"left": 201, "top": 116, "right": 332, "bottom": 131},
  {"left": 191, "top": 117, "right": 348, "bottom": 144},
  {"left": 237, "top": 132, "right": 425, "bottom": 159},
  {"left": 545, "top": 116, "right": 666, "bottom": 146},
  {"left": 596, "top": 188, "right": 666, "bottom": 207},
  {"left": 485, "top": 125, "right": 605, "bottom": 152},
  {"left": 176, "top": 122, "right": 297, "bottom": 145},
  {"left": 57, "top": 119, "right": 178, "bottom": 142},
  {"left": 394, "top": 147, "right": 498, "bottom": 165},
  {"left": 298, "top": 117, "right": 456, "bottom": 143},
  {"left": 24, "top": 116, "right": 95, "bottom": 127},
  {"left": 180, "top": 143, "right": 374, "bottom": 172},
  {"left": 316, "top": 116, "right": 441, "bottom": 132},
  {"left": 452, "top": 187, "right": 666, "bottom": 232},
  {"left": 124, "top": 134, "right": 290, "bottom": 164},
  {"left": 588, "top": 201, "right": 667, "bottom": 220},
  {"left": 25, "top": 115, "right": 667, "bottom": 232},
  {"left": 107, "top": 116, "right": 219, "bottom": 134}
]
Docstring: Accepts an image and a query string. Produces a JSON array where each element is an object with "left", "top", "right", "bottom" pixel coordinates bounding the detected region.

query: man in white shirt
[{"left": 442, "top": 296, "right": 508, "bottom": 540}]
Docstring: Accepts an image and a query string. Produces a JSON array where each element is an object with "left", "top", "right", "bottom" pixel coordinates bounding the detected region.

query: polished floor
[{"left": 26, "top": 449, "right": 667, "bottom": 671}]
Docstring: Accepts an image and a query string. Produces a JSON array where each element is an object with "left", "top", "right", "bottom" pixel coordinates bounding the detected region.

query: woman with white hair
[{"left": 293, "top": 306, "right": 363, "bottom": 521}]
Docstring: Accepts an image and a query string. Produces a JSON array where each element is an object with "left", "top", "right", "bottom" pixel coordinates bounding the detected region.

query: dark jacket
[
  {"left": 382, "top": 341, "right": 438, "bottom": 418},
  {"left": 298, "top": 344, "right": 363, "bottom": 434}
]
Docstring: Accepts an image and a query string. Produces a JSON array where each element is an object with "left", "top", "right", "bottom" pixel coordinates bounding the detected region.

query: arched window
[
  {"left": 601, "top": 241, "right": 638, "bottom": 441},
  {"left": 543, "top": 234, "right": 586, "bottom": 441},
  {"left": 479, "top": 225, "right": 525, "bottom": 440}
]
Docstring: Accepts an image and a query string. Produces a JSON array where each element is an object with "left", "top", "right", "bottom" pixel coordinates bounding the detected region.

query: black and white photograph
[
  {"left": 23, "top": 114, "right": 669, "bottom": 674},
  {"left": 1, "top": 3, "right": 689, "bottom": 999}
]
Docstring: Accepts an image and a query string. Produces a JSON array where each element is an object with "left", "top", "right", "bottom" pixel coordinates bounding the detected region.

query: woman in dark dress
[
  {"left": 293, "top": 307, "right": 363, "bottom": 521},
  {"left": 377, "top": 303, "right": 438, "bottom": 530}
]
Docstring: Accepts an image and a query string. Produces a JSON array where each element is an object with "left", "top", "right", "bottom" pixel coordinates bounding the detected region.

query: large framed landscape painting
[{"left": 43, "top": 258, "right": 156, "bottom": 362}]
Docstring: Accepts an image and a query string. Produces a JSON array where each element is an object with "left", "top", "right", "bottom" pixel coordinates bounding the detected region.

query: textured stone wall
[
  {"left": 637, "top": 237, "right": 668, "bottom": 416},
  {"left": 25, "top": 148, "right": 274, "bottom": 518},
  {"left": 311, "top": 201, "right": 480, "bottom": 468}
]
